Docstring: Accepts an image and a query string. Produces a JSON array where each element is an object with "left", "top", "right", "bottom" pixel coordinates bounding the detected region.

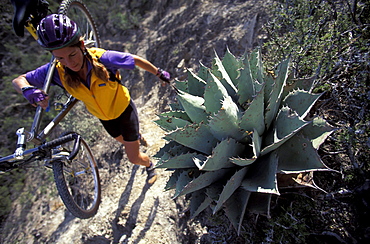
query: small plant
[{"left": 154, "top": 48, "right": 336, "bottom": 234}]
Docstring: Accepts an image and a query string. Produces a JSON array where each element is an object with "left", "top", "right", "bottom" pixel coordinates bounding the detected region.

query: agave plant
[{"left": 154, "top": 48, "right": 336, "bottom": 234}]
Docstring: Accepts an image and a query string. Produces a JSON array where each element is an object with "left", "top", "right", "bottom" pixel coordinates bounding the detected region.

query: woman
[{"left": 12, "top": 14, "right": 170, "bottom": 184}]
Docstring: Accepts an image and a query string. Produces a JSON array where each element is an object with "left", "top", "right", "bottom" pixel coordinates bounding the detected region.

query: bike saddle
[{"left": 11, "top": 0, "right": 49, "bottom": 37}]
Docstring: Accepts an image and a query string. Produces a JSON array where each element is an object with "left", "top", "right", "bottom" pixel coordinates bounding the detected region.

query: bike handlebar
[
  {"left": 40, "top": 132, "right": 81, "bottom": 161},
  {"left": 0, "top": 132, "right": 81, "bottom": 166}
]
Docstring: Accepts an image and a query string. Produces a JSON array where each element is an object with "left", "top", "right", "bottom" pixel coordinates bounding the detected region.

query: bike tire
[
  {"left": 58, "top": 0, "right": 101, "bottom": 48},
  {"left": 52, "top": 131, "right": 101, "bottom": 219}
]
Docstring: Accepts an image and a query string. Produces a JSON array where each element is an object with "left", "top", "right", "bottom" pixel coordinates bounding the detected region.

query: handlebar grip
[
  {"left": 40, "top": 133, "right": 76, "bottom": 149},
  {"left": 40, "top": 133, "right": 81, "bottom": 161}
]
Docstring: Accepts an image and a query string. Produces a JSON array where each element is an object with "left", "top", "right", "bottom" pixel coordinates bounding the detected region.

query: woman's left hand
[{"left": 157, "top": 68, "right": 171, "bottom": 83}]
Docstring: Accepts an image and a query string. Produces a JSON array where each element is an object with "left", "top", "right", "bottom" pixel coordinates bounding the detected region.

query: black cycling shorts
[{"left": 100, "top": 100, "right": 140, "bottom": 142}]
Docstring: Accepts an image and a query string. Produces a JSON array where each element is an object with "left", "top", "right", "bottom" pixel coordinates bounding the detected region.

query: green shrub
[{"left": 154, "top": 48, "right": 336, "bottom": 233}]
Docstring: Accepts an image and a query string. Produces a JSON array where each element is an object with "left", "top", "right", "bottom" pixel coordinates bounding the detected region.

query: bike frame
[
  {"left": 0, "top": 93, "right": 78, "bottom": 163},
  {"left": 1, "top": 24, "right": 79, "bottom": 163},
  {"left": 28, "top": 59, "right": 78, "bottom": 145}
]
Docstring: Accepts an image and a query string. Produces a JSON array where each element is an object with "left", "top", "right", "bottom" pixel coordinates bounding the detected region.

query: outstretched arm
[
  {"left": 132, "top": 55, "right": 170, "bottom": 83},
  {"left": 132, "top": 55, "right": 158, "bottom": 75}
]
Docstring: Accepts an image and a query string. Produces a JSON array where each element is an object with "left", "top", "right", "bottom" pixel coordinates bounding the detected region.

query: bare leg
[
  {"left": 114, "top": 135, "right": 150, "bottom": 167},
  {"left": 114, "top": 135, "right": 157, "bottom": 184}
]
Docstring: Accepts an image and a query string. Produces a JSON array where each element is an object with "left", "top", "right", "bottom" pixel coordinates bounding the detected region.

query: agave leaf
[
  {"left": 206, "top": 184, "right": 223, "bottom": 200},
  {"left": 260, "top": 135, "right": 291, "bottom": 156},
  {"left": 155, "top": 114, "right": 191, "bottom": 132},
  {"left": 223, "top": 188, "right": 251, "bottom": 235},
  {"left": 301, "top": 117, "right": 337, "bottom": 149},
  {"left": 194, "top": 138, "right": 245, "bottom": 171},
  {"left": 187, "top": 69, "right": 207, "bottom": 96},
  {"left": 173, "top": 169, "right": 195, "bottom": 198},
  {"left": 239, "top": 84, "right": 265, "bottom": 136},
  {"left": 252, "top": 128, "right": 262, "bottom": 157},
  {"left": 274, "top": 106, "right": 309, "bottom": 139},
  {"left": 282, "top": 89, "right": 323, "bottom": 119},
  {"left": 261, "top": 106, "right": 310, "bottom": 155},
  {"left": 169, "top": 102, "right": 183, "bottom": 111},
  {"left": 155, "top": 144, "right": 192, "bottom": 168},
  {"left": 204, "top": 72, "right": 230, "bottom": 114},
  {"left": 264, "top": 73, "right": 275, "bottom": 105},
  {"left": 160, "top": 111, "right": 191, "bottom": 121},
  {"left": 156, "top": 150, "right": 172, "bottom": 164},
  {"left": 211, "top": 51, "right": 238, "bottom": 99},
  {"left": 197, "top": 62, "right": 212, "bottom": 82},
  {"left": 165, "top": 122, "right": 218, "bottom": 154},
  {"left": 265, "top": 58, "right": 290, "bottom": 130},
  {"left": 231, "top": 157, "right": 256, "bottom": 166},
  {"left": 174, "top": 79, "right": 188, "bottom": 93},
  {"left": 277, "top": 132, "right": 331, "bottom": 173},
  {"left": 248, "top": 48, "right": 264, "bottom": 85},
  {"left": 283, "top": 76, "right": 316, "bottom": 97},
  {"left": 190, "top": 190, "right": 214, "bottom": 218},
  {"left": 232, "top": 128, "right": 261, "bottom": 167},
  {"left": 165, "top": 170, "right": 183, "bottom": 190},
  {"left": 178, "top": 168, "right": 231, "bottom": 197},
  {"left": 222, "top": 47, "right": 242, "bottom": 86},
  {"left": 166, "top": 144, "right": 194, "bottom": 156},
  {"left": 208, "top": 96, "right": 243, "bottom": 141},
  {"left": 177, "top": 91, "right": 209, "bottom": 123},
  {"left": 157, "top": 152, "right": 207, "bottom": 169},
  {"left": 213, "top": 167, "right": 249, "bottom": 214},
  {"left": 236, "top": 58, "right": 254, "bottom": 105},
  {"left": 154, "top": 141, "right": 181, "bottom": 158},
  {"left": 241, "top": 152, "right": 279, "bottom": 194},
  {"left": 247, "top": 192, "right": 272, "bottom": 216},
  {"left": 236, "top": 53, "right": 262, "bottom": 106}
]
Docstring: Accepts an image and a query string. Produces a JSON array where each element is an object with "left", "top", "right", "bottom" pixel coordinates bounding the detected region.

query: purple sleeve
[
  {"left": 99, "top": 51, "right": 135, "bottom": 70},
  {"left": 25, "top": 63, "right": 63, "bottom": 88}
]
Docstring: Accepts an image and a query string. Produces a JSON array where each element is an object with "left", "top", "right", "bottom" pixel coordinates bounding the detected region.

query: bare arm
[
  {"left": 132, "top": 55, "right": 158, "bottom": 75},
  {"left": 132, "top": 55, "right": 170, "bottom": 84},
  {"left": 12, "top": 74, "right": 33, "bottom": 94}
]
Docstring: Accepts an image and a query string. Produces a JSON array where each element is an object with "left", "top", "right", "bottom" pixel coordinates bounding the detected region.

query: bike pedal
[{"left": 54, "top": 102, "right": 64, "bottom": 111}]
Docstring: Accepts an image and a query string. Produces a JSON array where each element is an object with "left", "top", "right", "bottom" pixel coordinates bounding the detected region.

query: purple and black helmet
[{"left": 37, "top": 14, "right": 81, "bottom": 51}]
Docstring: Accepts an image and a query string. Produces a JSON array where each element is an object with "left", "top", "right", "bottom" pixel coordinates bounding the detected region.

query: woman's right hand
[{"left": 22, "top": 87, "right": 49, "bottom": 109}]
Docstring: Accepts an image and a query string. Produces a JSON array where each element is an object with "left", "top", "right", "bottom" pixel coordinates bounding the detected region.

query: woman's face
[{"left": 52, "top": 46, "right": 84, "bottom": 72}]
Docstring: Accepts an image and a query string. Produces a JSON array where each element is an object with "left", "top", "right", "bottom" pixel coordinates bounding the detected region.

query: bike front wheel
[
  {"left": 52, "top": 132, "right": 101, "bottom": 219},
  {"left": 58, "top": 0, "right": 101, "bottom": 48}
]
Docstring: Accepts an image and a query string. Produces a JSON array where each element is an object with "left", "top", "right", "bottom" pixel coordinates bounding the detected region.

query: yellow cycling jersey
[{"left": 56, "top": 48, "right": 131, "bottom": 121}]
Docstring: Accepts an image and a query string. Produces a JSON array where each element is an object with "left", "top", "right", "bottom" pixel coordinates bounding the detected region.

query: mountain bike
[{"left": 0, "top": 0, "right": 102, "bottom": 219}]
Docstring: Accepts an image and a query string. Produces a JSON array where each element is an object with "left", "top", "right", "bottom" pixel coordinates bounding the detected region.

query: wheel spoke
[{"left": 52, "top": 131, "right": 100, "bottom": 219}]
